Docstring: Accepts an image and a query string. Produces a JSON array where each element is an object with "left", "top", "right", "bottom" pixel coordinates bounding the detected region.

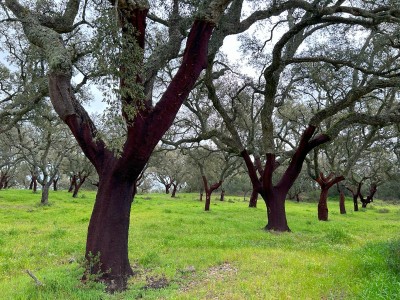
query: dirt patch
[
  {"left": 180, "top": 262, "right": 237, "bottom": 292},
  {"left": 143, "top": 274, "right": 169, "bottom": 290}
]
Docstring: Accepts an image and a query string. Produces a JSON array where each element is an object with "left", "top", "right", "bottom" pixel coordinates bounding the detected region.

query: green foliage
[{"left": 0, "top": 190, "right": 399, "bottom": 299}]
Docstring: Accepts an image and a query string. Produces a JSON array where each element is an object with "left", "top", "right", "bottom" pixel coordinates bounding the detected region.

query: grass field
[{"left": 0, "top": 189, "right": 399, "bottom": 299}]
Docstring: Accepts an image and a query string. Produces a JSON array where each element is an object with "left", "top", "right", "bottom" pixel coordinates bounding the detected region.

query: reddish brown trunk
[
  {"left": 248, "top": 188, "right": 258, "bottom": 208},
  {"left": 315, "top": 173, "right": 345, "bottom": 221},
  {"left": 205, "top": 192, "right": 212, "bottom": 211},
  {"left": 263, "top": 188, "right": 290, "bottom": 231},
  {"left": 318, "top": 188, "right": 329, "bottom": 221},
  {"left": 85, "top": 170, "right": 135, "bottom": 292},
  {"left": 73, "top": 175, "right": 87, "bottom": 198},
  {"left": 339, "top": 191, "right": 346, "bottom": 214},
  {"left": 202, "top": 176, "right": 222, "bottom": 211},
  {"left": 241, "top": 126, "right": 331, "bottom": 232}
]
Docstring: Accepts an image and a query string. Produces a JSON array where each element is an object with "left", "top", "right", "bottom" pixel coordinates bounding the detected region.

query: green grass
[{"left": 0, "top": 189, "right": 399, "bottom": 299}]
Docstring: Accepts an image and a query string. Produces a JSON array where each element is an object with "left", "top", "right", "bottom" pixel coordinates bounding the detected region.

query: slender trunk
[
  {"left": 69, "top": 175, "right": 76, "bottom": 193},
  {"left": 295, "top": 193, "right": 300, "bottom": 202},
  {"left": 72, "top": 185, "right": 79, "bottom": 198},
  {"left": 263, "top": 188, "right": 290, "bottom": 231},
  {"left": 165, "top": 185, "right": 170, "bottom": 194},
  {"left": 202, "top": 176, "right": 222, "bottom": 211},
  {"left": 339, "top": 190, "right": 346, "bottom": 214},
  {"left": 318, "top": 188, "right": 329, "bottom": 221},
  {"left": 205, "top": 192, "right": 212, "bottom": 211},
  {"left": 85, "top": 173, "right": 135, "bottom": 292},
  {"left": 220, "top": 189, "right": 225, "bottom": 201},
  {"left": 33, "top": 177, "right": 37, "bottom": 193},
  {"left": 53, "top": 178, "right": 59, "bottom": 191},
  {"left": 171, "top": 183, "right": 177, "bottom": 198},
  {"left": 248, "top": 188, "right": 258, "bottom": 208},
  {"left": 199, "top": 192, "right": 203, "bottom": 201},
  {"left": 353, "top": 195, "right": 359, "bottom": 211},
  {"left": 29, "top": 179, "right": 33, "bottom": 190}
]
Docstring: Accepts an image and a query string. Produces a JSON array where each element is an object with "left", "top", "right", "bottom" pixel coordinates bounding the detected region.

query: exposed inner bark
[
  {"left": 337, "top": 183, "right": 346, "bottom": 214},
  {"left": 202, "top": 176, "right": 223, "bottom": 211},
  {"left": 241, "top": 125, "right": 331, "bottom": 231},
  {"left": 84, "top": 165, "right": 136, "bottom": 292},
  {"left": 248, "top": 188, "right": 258, "bottom": 207},
  {"left": 315, "top": 172, "right": 345, "bottom": 221}
]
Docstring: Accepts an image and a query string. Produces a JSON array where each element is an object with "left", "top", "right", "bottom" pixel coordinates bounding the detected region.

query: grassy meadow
[{"left": 0, "top": 189, "right": 399, "bottom": 299}]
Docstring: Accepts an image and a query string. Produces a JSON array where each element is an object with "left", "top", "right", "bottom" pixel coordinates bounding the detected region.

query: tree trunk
[
  {"left": 69, "top": 175, "right": 76, "bottom": 193},
  {"left": 202, "top": 176, "right": 222, "bottom": 211},
  {"left": 72, "top": 185, "right": 79, "bottom": 198},
  {"left": 199, "top": 192, "right": 203, "bottom": 201},
  {"left": 165, "top": 185, "right": 170, "bottom": 194},
  {"left": 318, "top": 188, "right": 329, "bottom": 221},
  {"left": 53, "top": 178, "right": 59, "bottom": 191},
  {"left": 171, "top": 183, "right": 177, "bottom": 198},
  {"left": 220, "top": 189, "right": 225, "bottom": 201},
  {"left": 29, "top": 179, "right": 33, "bottom": 190},
  {"left": 353, "top": 195, "right": 359, "bottom": 211},
  {"left": 295, "top": 193, "right": 300, "bottom": 202},
  {"left": 41, "top": 182, "right": 51, "bottom": 205},
  {"left": 85, "top": 174, "right": 135, "bottom": 292},
  {"left": 263, "top": 188, "right": 290, "bottom": 231},
  {"left": 205, "top": 191, "right": 212, "bottom": 211},
  {"left": 315, "top": 173, "right": 345, "bottom": 221},
  {"left": 339, "top": 190, "right": 346, "bottom": 214},
  {"left": 248, "top": 188, "right": 258, "bottom": 208}
]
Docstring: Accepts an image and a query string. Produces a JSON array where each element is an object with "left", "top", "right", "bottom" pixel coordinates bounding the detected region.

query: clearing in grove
[{"left": 0, "top": 189, "right": 399, "bottom": 299}]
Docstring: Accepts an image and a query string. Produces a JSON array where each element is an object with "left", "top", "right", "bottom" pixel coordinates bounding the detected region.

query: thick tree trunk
[
  {"left": 85, "top": 173, "right": 135, "bottom": 292},
  {"left": 41, "top": 183, "right": 51, "bottom": 205},
  {"left": 248, "top": 188, "right": 258, "bottom": 208},
  {"left": 315, "top": 173, "right": 344, "bottom": 221},
  {"left": 318, "top": 188, "right": 329, "bottom": 221},
  {"left": 263, "top": 189, "right": 290, "bottom": 231}
]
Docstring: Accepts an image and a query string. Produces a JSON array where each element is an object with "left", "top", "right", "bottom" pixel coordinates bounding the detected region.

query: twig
[{"left": 26, "top": 269, "right": 44, "bottom": 286}]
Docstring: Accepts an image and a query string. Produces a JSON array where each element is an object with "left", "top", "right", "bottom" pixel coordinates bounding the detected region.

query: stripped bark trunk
[
  {"left": 202, "top": 176, "right": 222, "bottom": 211},
  {"left": 241, "top": 126, "right": 330, "bottom": 231},
  {"left": 337, "top": 183, "right": 346, "bottom": 214},
  {"left": 248, "top": 188, "right": 258, "bottom": 208},
  {"left": 315, "top": 173, "right": 345, "bottom": 221}
]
